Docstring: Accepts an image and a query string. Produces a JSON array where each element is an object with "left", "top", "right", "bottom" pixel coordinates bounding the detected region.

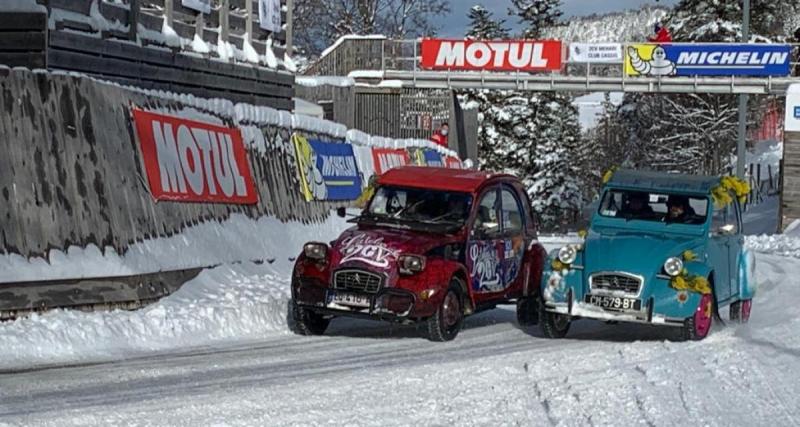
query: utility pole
[
  {"left": 736, "top": 0, "right": 750, "bottom": 178},
  {"left": 286, "top": 0, "right": 294, "bottom": 57}
]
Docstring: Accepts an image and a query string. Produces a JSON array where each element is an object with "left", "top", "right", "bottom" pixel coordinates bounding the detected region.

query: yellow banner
[
  {"left": 625, "top": 44, "right": 676, "bottom": 77},
  {"left": 292, "top": 133, "right": 314, "bottom": 202}
]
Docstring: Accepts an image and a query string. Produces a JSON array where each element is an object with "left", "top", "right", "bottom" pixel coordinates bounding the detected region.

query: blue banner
[
  {"left": 626, "top": 44, "right": 792, "bottom": 77},
  {"left": 292, "top": 134, "right": 362, "bottom": 201},
  {"left": 423, "top": 150, "right": 444, "bottom": 167}
]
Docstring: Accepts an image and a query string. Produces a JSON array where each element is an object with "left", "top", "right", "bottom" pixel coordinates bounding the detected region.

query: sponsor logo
[
  {"left": 340, "top": 234, "right": 400, "bottom": 269},
  {"left": 626, "top": 44, "right": 792, "bottom": 77},
  {"left": 132, "top": 108, "right": 257, "bottom": 204},
  {"left": 372, "top": 148, "right": 410, "bottom": 175},
  {"left": 794, "top": 106, "right": 800, "bottom": 119},
  {"left": 292, "top": 134, "right": 362, "bottom": 201},
  {"left": 569, "top": 43, "right": 623, "bottom": 63},
  {"left": 420, "top": 39, "right": 562, "bottom": 72},
  {"left": 469, "top": 242, "right": 502, "bottom": 292}
]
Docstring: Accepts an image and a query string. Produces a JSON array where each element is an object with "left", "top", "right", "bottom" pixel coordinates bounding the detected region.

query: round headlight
[
  {"left": 557, "top": 245, "right": 577, "bottom": 265},
  {"left": 663, "top": 257, "right": 684, "bottom": 277},
  {"left": 303, "top": 242, "right": 328, "bottom": 260},
  {"left": 399, "top": 255, "right": 426, "bottom": 274}
]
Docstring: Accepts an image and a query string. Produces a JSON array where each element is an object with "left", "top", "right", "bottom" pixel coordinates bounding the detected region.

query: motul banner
[
  {"left": 132, "top": 108, "right": 258, "bottom": 204},
  {"left": 372, "top": 148, "right": 411, "bottom": 175},
  {"left": 420, "top": 39, "right": 563, "bottom": 72}
]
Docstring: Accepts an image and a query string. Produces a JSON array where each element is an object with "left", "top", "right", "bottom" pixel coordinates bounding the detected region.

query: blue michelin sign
[{"left": 626, "top": 44, "right": 792, "bottom": 77}]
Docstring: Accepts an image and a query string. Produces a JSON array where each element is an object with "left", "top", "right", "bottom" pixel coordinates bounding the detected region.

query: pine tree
[
  {"left": 466, "top": 5, "right": 510, "bottom": 40},
  {"left": 509, "top": 0, "right": 563, "bottom": 39}
]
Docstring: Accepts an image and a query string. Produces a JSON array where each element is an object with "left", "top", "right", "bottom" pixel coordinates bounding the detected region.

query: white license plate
[
  {"left": 328, "top": 291, "right": 371, "bottom": 308},
  {"left": 585, "top": 294, "right": 641, "bottom": 311}
]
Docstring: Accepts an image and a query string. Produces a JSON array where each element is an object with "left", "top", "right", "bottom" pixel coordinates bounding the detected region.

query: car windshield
[
  {"left": 598, "top": 189, "right": 709, "bottom": 225},
  {"left": 366, "top": 185, "right": 473, "bottom": 228}
]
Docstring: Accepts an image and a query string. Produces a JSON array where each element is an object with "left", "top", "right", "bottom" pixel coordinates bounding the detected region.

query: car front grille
[
  {"left": 590, "top": 273, "right": 642, "bottom": 294},
  {"left": 333, "top": 270, "right": 383, "bottom": 294}
]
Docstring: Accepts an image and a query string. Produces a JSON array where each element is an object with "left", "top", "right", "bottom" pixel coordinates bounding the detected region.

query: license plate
[
  {"left": 328, "top": 291, "right": 371, "bottom": 308},
  {"left": 585, "top": 294, "right": 641, "bottom": 311}
]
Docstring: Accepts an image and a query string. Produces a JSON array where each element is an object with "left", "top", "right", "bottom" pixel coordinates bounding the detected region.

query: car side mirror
[
  {"left": 336, "top": 207, "right": 347, "bottom": 218},
  {"left": 712, "top": 223, "right": 736, "bottom": 236}
]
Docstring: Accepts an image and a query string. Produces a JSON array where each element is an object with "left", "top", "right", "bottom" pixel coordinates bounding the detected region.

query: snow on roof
[
  {"left": 319, "top": 34, "right": 387, "bottom": 60},
  {"left": 295, "top": 76, "right": 355, "bottom": 87},
  {"left": 607, "top": 169, "right": 720, "bottom": 195}
]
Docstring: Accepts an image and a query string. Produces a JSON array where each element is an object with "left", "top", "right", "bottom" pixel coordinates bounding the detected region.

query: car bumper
[
  {"left": 543, "top": 298, "right": 686, "bottom": 327},
  {"left": 294, "top": 278, "right": 426, "bottom": 323}
]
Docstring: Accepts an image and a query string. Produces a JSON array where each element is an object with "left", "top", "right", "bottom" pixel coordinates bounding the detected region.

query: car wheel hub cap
[{"left": 443, "top": 292, "right": 460, "bottom": 328}]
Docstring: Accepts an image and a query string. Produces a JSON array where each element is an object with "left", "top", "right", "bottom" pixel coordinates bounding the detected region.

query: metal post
[
  {"left": 220, "top": 0, "right": 230, "bottom": 43},
  {"left": 129, "top": 0, "right": 139, "bottom": 41},
  {"left": 245, "top": 0, "right": 253, "bottom": 43},
  {"left": 195, "top": 11, "right": 205, "bottom": 43},
  {"left": 164, "top": 0, "right": 173, "bottom": 27},
  {"left": 286, "top": 0, "right": 294, "bottom": 57},
  {"left": 736, "top": 0, "right": 750, "bottom": 178}
]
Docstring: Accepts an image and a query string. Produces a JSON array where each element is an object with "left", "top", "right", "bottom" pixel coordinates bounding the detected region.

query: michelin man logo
[
  {"left": 293, "top": 135, "right": 327, "bottom": 201},
  {"left": 627, "top": 45, "right": 676, "bottom": 76}
]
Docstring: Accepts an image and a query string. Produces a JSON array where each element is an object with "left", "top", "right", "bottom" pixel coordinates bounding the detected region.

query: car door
[
  {"left": 709, "top": 201, "right": 738, "bottom": 302},
  {"left": 467, "top": 186, "right": 505, "bottom": 298},
  {"left": 498, "top": 185, "right": 527, "bottom": 296}
]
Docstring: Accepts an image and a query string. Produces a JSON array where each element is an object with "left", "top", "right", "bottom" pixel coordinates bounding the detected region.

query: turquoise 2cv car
[{"left": 539, "top": 169, "right": 756, "bottom": 340}]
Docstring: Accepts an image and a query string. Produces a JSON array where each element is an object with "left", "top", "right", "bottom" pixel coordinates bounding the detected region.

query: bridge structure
[{"left": 350, "top": 40, "right": 800, "bottom": 96}]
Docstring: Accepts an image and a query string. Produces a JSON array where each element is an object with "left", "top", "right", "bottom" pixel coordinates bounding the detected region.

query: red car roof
[{"left": 377, "top": 166, "right": 514, "bottom": 193}]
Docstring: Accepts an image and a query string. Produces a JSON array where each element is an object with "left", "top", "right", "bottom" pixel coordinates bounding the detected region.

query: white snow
[{"left": 295, "top": 76, "right": 356, "bottom": 87}]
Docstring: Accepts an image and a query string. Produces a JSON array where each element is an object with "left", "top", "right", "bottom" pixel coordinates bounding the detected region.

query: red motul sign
[
  {"left": 132, "top": 108, "right": 258, "bottom": 204},
  {"left": 420, "top": 39, "right": 563, "bottom": 72},
  {"left": 372, "top": 148, "right": 411, "bottom": 175}
]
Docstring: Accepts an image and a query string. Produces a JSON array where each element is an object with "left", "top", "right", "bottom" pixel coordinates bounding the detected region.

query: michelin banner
[
  {"left": 625, "top": 44, "right": 792, "bottom": 77},
  {"left": 292, "top": 134, "right": 363, "bottom": 201}
]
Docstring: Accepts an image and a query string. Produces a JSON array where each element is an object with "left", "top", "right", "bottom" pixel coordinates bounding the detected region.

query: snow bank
[
  {"left": 746, "top": 234, "right": 800, "bottom": 259},
  {"left": 0, "top": 213, "right": 349, "bottom": 370}
]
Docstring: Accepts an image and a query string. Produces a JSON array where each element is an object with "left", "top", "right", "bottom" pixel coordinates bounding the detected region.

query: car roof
[
  {"left": 606, "top": 169, "right": 720, "bottom": 195},
  {"left": 377, "top": 166, "right": 515, "bottom": 193}
]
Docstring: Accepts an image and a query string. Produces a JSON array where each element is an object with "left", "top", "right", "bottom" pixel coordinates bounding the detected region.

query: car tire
[
  {"left": 291, "top": 301, "right": 330, "bottom": 336},
  {"left": 681, "top": 293, "right": 713, "bottom": 341},
  {"left": 426, "top": 279, "right": 464, "bottom": 342},
  {"left": 730, "top": 299, "right": 752, "bottom": 324},
  {"left": 516, "top": 296, "right": 539, "bottom": 326},
  {"left": 539, "top": 299, "right": 571, "bottom": 338}
]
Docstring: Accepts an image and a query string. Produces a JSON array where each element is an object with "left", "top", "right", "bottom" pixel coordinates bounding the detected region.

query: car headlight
[
  {"left": 303, "top": 242, "right": 328, "bottom": 260},
  {"left": 399, "top": 255, "right": 426, "bottom": 275},
  {"left": 663, "top": 257, "right": 684, "bottom": 277},
  {"left": 558, "top": 245, "right": 578, "bottom": 265}
]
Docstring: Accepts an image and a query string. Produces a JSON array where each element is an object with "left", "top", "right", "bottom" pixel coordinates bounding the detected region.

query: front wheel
[
  {"left": 730, "top": 299, "right": 752, "bottom": 323},
  {"left": 291, "top": 302, "right": 330, "bottom": 336},
  {"left": 426, "top": 280, "right": 465, "bottom": 342},
  {"left": 516, "top": 297, "right": 539, "bottom": 326},
  {"left": 539, "top": 300, "right": 571, "bottom": 338},
  {"left": 681, "top": 293, "right": 713, "bottom": 341}
]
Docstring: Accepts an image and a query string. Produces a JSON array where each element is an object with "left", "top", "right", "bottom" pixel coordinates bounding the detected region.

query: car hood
[
  {"left": 583, "top": 229, "right": 705, "bottom": 277},
  {"left": 330, "top": 226, "right": 454, "bottom": 273}
]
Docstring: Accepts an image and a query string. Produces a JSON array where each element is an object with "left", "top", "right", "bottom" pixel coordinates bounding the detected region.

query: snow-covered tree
[
  {"left": 293, "top": 0, "right": 451, "bottom": 56},
  {"left": 509, "top": 0, "right": 563, "bottom": 39},
  {"left": 466, "top": 5, "right": 510, "bottom": 40}
]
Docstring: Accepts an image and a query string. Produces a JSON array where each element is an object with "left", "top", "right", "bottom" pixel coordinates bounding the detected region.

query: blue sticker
[{"left": 794, "top": 106, "right": 800, "bottom": 119}]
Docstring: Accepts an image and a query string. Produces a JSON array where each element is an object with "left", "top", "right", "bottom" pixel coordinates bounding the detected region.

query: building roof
[
  {"left": 377, "top": 166, "right": 513, "bottom": 193},
  {"left": 607, "top": 169, "right": 721, "bottom": 195}
]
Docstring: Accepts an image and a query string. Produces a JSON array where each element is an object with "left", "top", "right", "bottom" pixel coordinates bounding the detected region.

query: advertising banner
[
  {"left": 131, "top": 108, "right": 258, "bottom": 204},
  {"left": 786, "top": 84, "right": 800, "bottom": 132},
  {"left": 181, "top": 0, "right": 211, "bottom": 14},
  {"left": 569, "top": 43, "right": 623, "bottom": 63},
  {"left": 258, "top": 0, "right": 282, "bottom": 33},
  {"left": 445, "top": 156, "right": 463, "bottom": 169},
  {"left": 625, "top": 43, "right": 792, "bottom": 77},
  {"left": 423, "top": 150, "right": 444, "bottom": 167},
  {"left": 372, "top": 148, "right": 411, "bottom": 175},
  {"left": 292, "top": 134, "right": 362, "bottom": 201},
  {"left": 420, "top": 39, "right": 563, "bottom": 72}
]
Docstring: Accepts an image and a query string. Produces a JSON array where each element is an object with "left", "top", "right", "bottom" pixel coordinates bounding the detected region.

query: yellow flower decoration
[
  {"left": 602, "top": 166, "right": 619, "bottom": 185},
  {"left": 711, "top": 176, "right": 750, "bottom": 208},
  {"left": 551, "top": 259, "right": 568, "bottom": 271},
  {"left": 682, "top": 250, "right": 697, "bottom": 262},
  {"left": 670, "top": 273, "right": 711, "bottom": 295},
  {"left": 577, "top": 229, "right": 588, "bottom": 239}
]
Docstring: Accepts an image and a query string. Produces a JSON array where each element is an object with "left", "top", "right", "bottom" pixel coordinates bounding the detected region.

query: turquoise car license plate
[{"left": 585, "top": 294, "right": 641, "bottom": 311}]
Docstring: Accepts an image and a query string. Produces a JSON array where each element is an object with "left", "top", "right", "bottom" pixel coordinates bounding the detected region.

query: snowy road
[{"left": 1, "top": 252, "right": 799, "bottom": 426}]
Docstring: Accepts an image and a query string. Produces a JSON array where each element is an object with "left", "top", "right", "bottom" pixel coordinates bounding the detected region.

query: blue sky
[{"left": 440, "top": 0, "right": 680, "bottom": 37}]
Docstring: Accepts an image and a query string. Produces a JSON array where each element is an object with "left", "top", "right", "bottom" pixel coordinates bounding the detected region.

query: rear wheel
[
  {"left": 426, "top": 280, "right": 464, "bottom": 342},
  {"left": 681, "top": 293, "right": 713, "bottom": 341},
  {"left": 539, "top": 300, "right": 571, "bottom": 339},
  {"left": 291, "top": 301, "right": 330, "bottom": 336},
  {"left": 516, "top": 296, "right": 539, "bottom": 326},
  {"left": 730, "top": 299, "right": 752, "bottom": 323}
]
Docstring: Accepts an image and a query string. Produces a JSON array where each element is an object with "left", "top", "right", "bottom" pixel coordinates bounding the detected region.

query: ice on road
[{"left": 1, "top": 250, "right": 799, "bottom": 426}]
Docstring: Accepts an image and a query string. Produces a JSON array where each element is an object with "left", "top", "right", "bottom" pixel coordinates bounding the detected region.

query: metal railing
[{"left": 370, "top": 40, "right": 800, "bottom": 95}]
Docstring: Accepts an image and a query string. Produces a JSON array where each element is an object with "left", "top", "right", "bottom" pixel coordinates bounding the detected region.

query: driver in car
[
  {"left": 620, "top": 192, "right": 655, "bottom": 220},
  {"left": 664, "top": 195, "right": 699, "bottom": 224}
]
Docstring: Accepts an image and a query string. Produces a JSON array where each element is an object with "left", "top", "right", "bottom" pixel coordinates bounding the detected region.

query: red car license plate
[{"left": 328, "top": 291, "right": 371, "bottom": 308}]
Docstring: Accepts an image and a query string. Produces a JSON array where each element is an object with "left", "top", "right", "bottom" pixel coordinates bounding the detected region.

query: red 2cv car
[{"left": 291, "top": 166, "right": 547, "bottom": 341}]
